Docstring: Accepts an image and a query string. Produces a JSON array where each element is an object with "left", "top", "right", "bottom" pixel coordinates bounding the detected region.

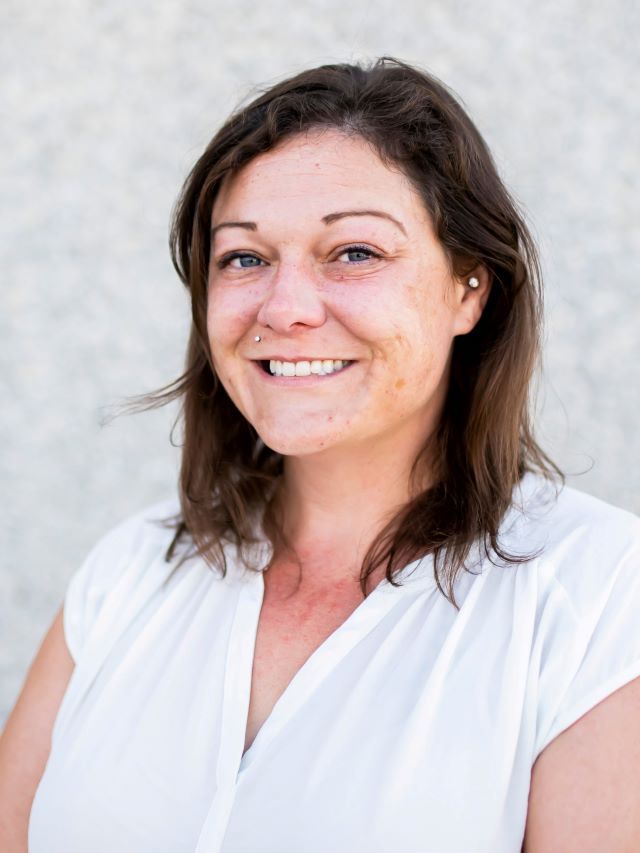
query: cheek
[
  {"left": 375, "top": 304, "right": 454, "bottom": 402},
  {"left": 398, "top": 282, "right": 457, "bottom": 360},
  {"left": 207, "top": 286, "right": 260, "bottom": 347}
]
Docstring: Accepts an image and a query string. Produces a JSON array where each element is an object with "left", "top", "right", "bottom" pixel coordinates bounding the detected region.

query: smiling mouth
[{"left": 256, "top": 359, "right": 354, "bottom": 377}]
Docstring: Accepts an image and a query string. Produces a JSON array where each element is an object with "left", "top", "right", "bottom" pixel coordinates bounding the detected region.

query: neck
[{"left": 273, "top": 422, "right": 437, "bottom": 576}]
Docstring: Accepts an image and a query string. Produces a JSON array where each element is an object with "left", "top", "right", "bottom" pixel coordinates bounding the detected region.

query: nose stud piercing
[
  {"left": 467, "top": 276, "right": 480, "bottom": 289},
  {"left": 254, "top": 335, "right": 262, "bottom": 342}
]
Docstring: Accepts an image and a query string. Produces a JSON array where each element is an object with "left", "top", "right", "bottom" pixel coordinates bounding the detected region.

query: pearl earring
[
  {"left": 254, "top": 335, "right": 262, "bottom": 342},
  {"left": 467, "top": 276, "right": 480, "bottom": 289}
]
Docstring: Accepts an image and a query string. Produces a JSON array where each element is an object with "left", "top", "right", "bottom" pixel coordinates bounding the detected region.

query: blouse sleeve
[
  {"left": 62, "top": 499, "right": 178, "bottom": 663},
  {"left": 534, "top": 515, "right": 640, "bottom": 758}
]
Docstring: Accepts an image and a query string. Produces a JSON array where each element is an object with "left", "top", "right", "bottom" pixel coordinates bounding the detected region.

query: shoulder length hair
[{"left": 128, "top": 56, "right": 561, "bottom": 605}]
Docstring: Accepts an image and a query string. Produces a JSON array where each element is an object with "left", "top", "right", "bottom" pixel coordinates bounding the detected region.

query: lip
[{"left": 249, "top": 359, "right": 358, "bottom": 386}]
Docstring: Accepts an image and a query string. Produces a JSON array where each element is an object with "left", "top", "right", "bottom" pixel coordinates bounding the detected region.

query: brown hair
[{"left": 125, "top": 56, "right": 561, "bottom": 605}]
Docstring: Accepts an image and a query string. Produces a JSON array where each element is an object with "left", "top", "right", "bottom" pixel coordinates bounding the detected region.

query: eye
[
  {"left": 335, "top": 245, "right": 382, "bottom": 263},
  {"left": 217, "top": 252, "right": 265, "bottom": 270}
]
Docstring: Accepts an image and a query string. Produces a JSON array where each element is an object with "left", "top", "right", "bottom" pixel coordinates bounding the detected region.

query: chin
[{"left": 257, "top": 426, "right": 342, "bottom": 457}]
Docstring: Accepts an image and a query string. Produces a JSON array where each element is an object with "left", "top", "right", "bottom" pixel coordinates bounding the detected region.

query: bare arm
[
  {"left": 0, "top": 606, "right": 75, "bottom": 853},
  {"left": 524, "top": 675, "right": 640, "bottom": 852}
]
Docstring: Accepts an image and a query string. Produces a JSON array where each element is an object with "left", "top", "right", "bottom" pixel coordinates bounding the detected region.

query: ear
[{"left": 452, "top": 266, "right": 492, "bottom": 336}]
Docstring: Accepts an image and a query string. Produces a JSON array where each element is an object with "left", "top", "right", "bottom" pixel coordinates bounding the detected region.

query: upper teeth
[{"left": 269, "top": 359, "right": 351, "bottom": 377}]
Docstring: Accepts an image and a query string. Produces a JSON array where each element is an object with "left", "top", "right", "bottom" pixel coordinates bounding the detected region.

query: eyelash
[
  {"left": 216, "top": 244, "right": 383, "bottom": 269},
  {"left": 338, "top": 244, "right": 383, "bottom": 263},
  {"left": 216, "top": 252, "right": 262, "bottom": 270}
]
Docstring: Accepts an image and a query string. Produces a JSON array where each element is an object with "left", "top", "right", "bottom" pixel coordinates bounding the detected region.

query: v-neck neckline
[
  {"left": 238, "top": 550, "right": 436, "bottom": 770},
  {"left": 193, "top": 547, "right": 436, "bottom": 853}
]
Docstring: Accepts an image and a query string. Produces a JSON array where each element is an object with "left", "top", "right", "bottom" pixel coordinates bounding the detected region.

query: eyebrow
[
  {"left": 321, "top": 209, "right": 407, "bottom": 235},
  {"left": 210, "top": 209, "right": 407, "bottom": 239},
  {"left": 210, "top": 220, "right": 257, "bottom": 239}
]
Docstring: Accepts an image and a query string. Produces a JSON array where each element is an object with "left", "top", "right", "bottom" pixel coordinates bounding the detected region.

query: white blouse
[{"left": 29, "top": 473, "right": 640, "bottom": 853}]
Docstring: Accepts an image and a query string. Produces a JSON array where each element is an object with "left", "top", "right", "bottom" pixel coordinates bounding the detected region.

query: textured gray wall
[{"left": 2, "top": 0, "right": 639, "bottom": 721}]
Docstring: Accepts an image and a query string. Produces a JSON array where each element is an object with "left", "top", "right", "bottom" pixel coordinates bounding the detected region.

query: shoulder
[
  {"left": 62, "top": 495, "right": 186, "bottom": 662},
  {"left": 94, "top": 495, "right": 183, "bottom": 552},
  {"left": 80, "top": 495, "right": 185, "bottom": 587},
  {"left": 87, "top": 493, "right": 183, "bottom": 563},
  {"left": 508, "top": 471, "right": 640, "bottom": 542},
  {"left": 499, "top": 474, "right": 640, "bottom": 757},
  {"left": 519, "top": 484, "right": 640, "bottom": 847},
  {"left": 502, "top": 472, "right": 640, "bottom": 604}
]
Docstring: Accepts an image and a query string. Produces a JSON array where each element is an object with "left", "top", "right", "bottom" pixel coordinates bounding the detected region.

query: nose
[{"left": 256, "top": 257, "right": 327, "bottom": 334}]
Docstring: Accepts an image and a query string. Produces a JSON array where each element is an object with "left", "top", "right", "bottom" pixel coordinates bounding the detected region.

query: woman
[{"left": 2, "top": 57, "right": 639, "bottom": 852}]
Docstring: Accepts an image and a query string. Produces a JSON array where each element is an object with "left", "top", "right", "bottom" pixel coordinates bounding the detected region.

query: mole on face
[{"left": 395, "top": 378, "right": 406, "bottom": 390}]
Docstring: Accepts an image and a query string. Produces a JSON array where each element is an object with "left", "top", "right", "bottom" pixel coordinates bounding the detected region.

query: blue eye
[
  {"left": 337, "top": 245, "right": 381, "bottom": 263},
  {"left": 218, "top": 253, "right": 264, "bottom": 269}
]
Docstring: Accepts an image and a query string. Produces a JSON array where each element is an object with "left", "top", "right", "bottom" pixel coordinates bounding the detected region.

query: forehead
[{"left": 211, "top": 129, "right": 428, "bottom": 226}]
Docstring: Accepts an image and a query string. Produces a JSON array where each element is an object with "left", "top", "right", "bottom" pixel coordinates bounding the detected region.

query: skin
[
  {"left": 0, "top": 129, "right": 638, "bottom": 853},
  {"left": 208, "top": 126, "right": 492, "bottom": 760},
  {"left": 206, "top": 129, "right": 640, "bottom": 851},
  {"left": 207, "top": 128, "right": 490, "bottom": 577}
]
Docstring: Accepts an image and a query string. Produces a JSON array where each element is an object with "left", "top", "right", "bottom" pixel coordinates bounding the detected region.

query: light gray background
[{"left": 2, "top": 0, "right": 639, "bottom": 722}]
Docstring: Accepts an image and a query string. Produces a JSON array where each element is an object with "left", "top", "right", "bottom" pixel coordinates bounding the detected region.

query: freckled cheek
[
  {"left": 380, "top": 335, "right": 442, "bottom": 405},
  {"left": 207, "top": 289, "right": 260, "bottom": 347}
]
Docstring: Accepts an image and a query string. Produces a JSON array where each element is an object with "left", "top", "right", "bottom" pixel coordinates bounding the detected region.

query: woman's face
[{"left": 207, "top": 129, "right": 486, "bottom": 457}]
